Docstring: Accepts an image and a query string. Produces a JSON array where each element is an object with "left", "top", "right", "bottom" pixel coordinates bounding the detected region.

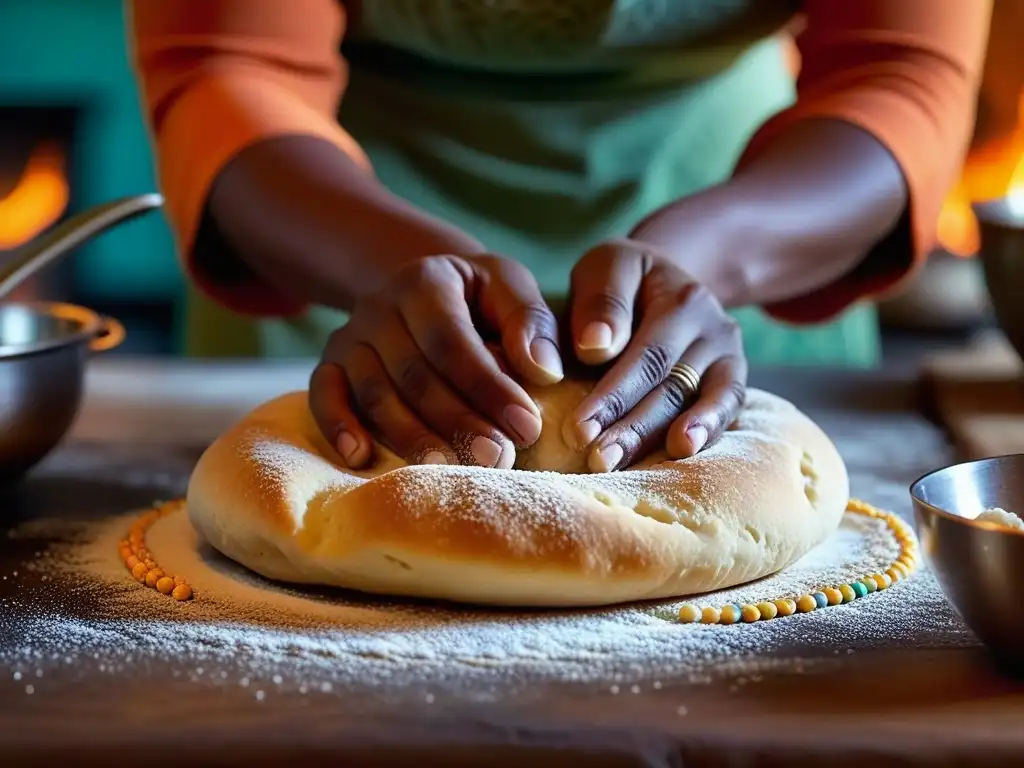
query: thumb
[{"left": 472, "top": 256, "right": 564, "bottom": 386}]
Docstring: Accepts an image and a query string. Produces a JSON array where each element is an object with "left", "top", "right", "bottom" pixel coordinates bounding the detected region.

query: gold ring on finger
[{"left": 666, "top": 362, "right": 701, "bottom": 401}]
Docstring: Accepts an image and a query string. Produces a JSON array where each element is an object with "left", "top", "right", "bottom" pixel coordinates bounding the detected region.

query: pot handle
[{"left": 90, "top": 316, "right": 126, "bottom": 353}]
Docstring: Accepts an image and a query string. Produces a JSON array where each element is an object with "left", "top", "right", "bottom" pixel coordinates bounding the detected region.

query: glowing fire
[
  {"left": 938, "top": 92, "right": 1024, "bottom": 256},
  {"left": 1009, "top": 151, "right": 1024, "bottom": 220},
  {"left": 0, "top": 142, "right": 70, "bottom": 251}
]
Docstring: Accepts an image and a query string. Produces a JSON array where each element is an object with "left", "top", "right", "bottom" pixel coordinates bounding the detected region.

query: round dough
[
  {"left": 513, "top": 379, "right": 594, "bottom": 473},
  {"left": 186, "top": 383, "right": 849, "bottom": 607}
]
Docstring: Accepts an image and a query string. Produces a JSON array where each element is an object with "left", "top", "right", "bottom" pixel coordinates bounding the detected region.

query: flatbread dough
[{"left": 187, "top": 383, "right": 849, "bottom": 607}]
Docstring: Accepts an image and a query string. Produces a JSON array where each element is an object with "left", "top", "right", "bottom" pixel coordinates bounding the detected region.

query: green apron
[{"left": 186, "top": 0, "right": 879, "bottom": 367}]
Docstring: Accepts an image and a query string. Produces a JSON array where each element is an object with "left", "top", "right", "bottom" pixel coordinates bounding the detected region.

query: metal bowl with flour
[
  {"left": 0, "top": 194, "right": 163, "bottom": 483},
  {"left": 910, "top": 454, "right": 1024, "bottom": 673}
]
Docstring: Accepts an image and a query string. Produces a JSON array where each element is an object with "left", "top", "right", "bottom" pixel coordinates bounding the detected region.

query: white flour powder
[
  {"left": 1, "top": 502, "right": 975, "bottom": 702},
  {"left": 977, "top": 507, "right": 1024, "bottom": 531}
]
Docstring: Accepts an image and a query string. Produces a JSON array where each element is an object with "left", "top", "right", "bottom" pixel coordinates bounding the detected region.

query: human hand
[
  {"left": 563, "top": 238, "right": 747, "bottom": 472},
  {"left": 309, "top": 254, "right": 565, "bottom": 469}
]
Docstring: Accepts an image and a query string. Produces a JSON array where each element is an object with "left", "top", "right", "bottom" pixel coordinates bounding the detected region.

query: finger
[
  {"left": 343, "top": 342, "right": 458, "bottom": 467},
  {"left": 666, "top": 354, "right": 748, "bottom": 459},
  {"left": 563, "top": 281, "right": 706, "bottom": 451},
  {"left": 585, "top": 359, "right": 703, "bottom": 474},
  {"left": 485, "top": 342, "right": 513, "bottom": 376},
  {"left": 473, "top": 256, "right": 564, "bottom": 386},
  {"left": 569, "top": 240, "right": 646, "bottom": 365},
  {"left": 309, "top": 360, "right": 376, "bottom": 469},
  {"left": 373, "top": 315, "right": 515, "bottom": 469},
  {"left": 398, "top": 257, "right": 543, "bottom": 447},
  {"left": 584, "top": 335, "right": 727, "bottom": 472}
]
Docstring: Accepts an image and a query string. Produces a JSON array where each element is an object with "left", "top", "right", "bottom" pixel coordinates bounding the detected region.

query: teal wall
[{"left": 0, "top": 0, "right": 181, "bottom": 302}]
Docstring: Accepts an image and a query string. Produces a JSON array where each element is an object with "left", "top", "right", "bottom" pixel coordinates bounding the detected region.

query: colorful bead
[
  {"left": 774, "top": 598, "right": 797, "bottom": 617},
  {"left": 720, "top": 604, "right": 742, "bottom": 625},
  {"left": 678, "top": 604, "right": 701, "bottom": 623},
  {"left": 700, "top": 607, "right": 720, "bottom": 624},
  {"left": 796, "top": 594, "right": 817, "bottom": 613},
  {"left": 670, "top": 499, "right": 918, "bottom": 626}
]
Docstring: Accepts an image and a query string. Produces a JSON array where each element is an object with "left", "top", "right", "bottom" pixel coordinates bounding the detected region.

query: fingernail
[
  {"left": 337, "top": 431, "right": 360, "bottom": 463},
  {"left": 563, "top": 418, "right": 601, "bottom": 451},
  {"left": 422, "top": 451, "right": 448, "bottom": 465},
  {"left": 471, "top": 436, "right": 503, "bottom": 468},
  {"left": 504, "top": 404, "right": 542, "bottom": 444},
  {"left": 578, "top": 322, "right": 613, "bottom": 351},
  {"left": 530, "top": 338, "right": 564, "bottom": 382},
  {"left": 687, "top": 425, "right": 708, "bottom": 454},
  {"left": 590, "top": 443, "right": 623, "bottom": 473}
]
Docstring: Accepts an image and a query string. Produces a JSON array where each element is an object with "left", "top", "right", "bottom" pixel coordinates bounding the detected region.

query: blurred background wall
[{"left": 0, "top": 1, "right": 1021, "bottom": 356}]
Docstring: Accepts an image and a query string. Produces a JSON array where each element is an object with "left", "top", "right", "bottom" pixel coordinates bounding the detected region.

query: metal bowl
[
  {"left": 910, "top": 454, "right": 1024, "bottom": 671},
  {"left": 0, "top": 302, "right": 123, "bottom": 484},
  {"left": 974, "top": 199, "right": 1024, "bottom": 361}
]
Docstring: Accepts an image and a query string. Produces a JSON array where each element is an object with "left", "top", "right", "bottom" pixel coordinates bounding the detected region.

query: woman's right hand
[{"left": 309, "top": 254, "right": 565, "bottom": 469}]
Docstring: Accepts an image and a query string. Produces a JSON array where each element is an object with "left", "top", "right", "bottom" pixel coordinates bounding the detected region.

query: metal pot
[
  {"left": 0, "top": 302, "right": 124, "bottom": 482},
  {"left": 0, "top": 193, "right": 163, "bottom": 484}
]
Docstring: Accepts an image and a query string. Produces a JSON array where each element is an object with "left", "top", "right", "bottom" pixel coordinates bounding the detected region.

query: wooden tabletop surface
[{"left": 2, "top": 358, "right": 1022, "bottom": 768}]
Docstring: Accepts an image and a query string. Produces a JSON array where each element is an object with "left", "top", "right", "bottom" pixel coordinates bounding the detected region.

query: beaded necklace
[
  {"left": 676, "top": 500, "right": 917, "bottom": 625},
  {"left": 118, "top": 498, "right": 915, "bottom": 616}
]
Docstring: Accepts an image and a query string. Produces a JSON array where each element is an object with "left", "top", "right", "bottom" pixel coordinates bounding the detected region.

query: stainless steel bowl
[
  {"left": 910, "top": 454, "right": 1024, "bottom": 671},
  {"left": 0, "top": 301, "right": 123, "bottom": 483},
  {"left": 974, "top": 199, "right": 1024, "bottom": 362}
]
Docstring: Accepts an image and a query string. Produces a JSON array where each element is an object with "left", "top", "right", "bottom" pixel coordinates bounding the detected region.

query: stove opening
[
  {"left": 0, "top": 106, "right": 76, "bottom": 297},
  {"left": 0, "top": 106, "right": 75, "bottom": 250}
]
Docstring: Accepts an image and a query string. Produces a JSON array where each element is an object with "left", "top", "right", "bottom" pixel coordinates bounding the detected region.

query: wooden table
[{"left": 2, "top": 359, "right": 1023, "bottom": 767}]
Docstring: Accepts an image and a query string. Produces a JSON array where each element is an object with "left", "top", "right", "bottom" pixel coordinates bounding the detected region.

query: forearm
[
  {"left": 630, "top": 118, "right": 908, "bottom": 308},
  {"left": 204, "top": 135, "right": 485, "bottom": 311}
]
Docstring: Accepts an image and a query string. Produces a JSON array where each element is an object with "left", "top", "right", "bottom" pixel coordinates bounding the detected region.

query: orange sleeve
[
  {"left": 127, "top": 0, "right": 371, "bottom": 316},
  {"left": 742, "top": 0, "right": 992, "bottom": 324}
]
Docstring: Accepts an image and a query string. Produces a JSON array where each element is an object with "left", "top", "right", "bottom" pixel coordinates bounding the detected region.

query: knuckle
[
  {"left": 677, "top": 281, "right": 710, "bottom": 307},
  {"left": 599, "top": 389, "right": 631, "bottom": 424},
  {"left": 394, "top": 355, "right": 433, "bottom": 405},
  {"left": 510, "top": 301, "right": 557, "bottom": 336},
  {"left": 352, "top": 369, "right": 391, "bottom": 417},
  {"left": 420, "top": 324, "right": 462, "bottom": 366},
  {"left": 395, "top": 256, "right": 445, "bottom": 293},
  {"left": 725, "top": 378, "right": 747, "bottom": 411},
  {"left": 636, "top": 343, "right": 675, "bottom": 388},
  {"left": 584, "top": 290, "right": 633, "bottom": 320},
  {"left": 660, "top": 375, "right": 695, "bottom": 412},
  {"left": 718, "top": 316, "right": 742, "bottom": 343},
  {"left": 623, "top": 419, "right": 652, "bottom": 450}
]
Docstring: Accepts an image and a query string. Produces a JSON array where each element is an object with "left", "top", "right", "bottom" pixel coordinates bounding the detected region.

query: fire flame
[
  {"left": 0, "top": 142, "right": 70, "bottom": 251},
  {"left": 938, "top": 93, "right": 1024, "bottom": 256}
]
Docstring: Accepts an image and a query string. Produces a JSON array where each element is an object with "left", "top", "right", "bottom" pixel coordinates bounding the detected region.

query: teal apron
[{"left": 186, "top": 0, "right": 879, "bottom": 367}]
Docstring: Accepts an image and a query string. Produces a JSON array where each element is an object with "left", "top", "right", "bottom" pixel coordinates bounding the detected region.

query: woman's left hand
[{"left": 563, "top": 237, "right": 747, "bottom": 472}]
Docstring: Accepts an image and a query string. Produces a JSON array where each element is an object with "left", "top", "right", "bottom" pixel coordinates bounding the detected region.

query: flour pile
[
  {"left": 976, "top": 507, "right": 1024, "bottom": 532},
  {"left": 1, "top": 502, "right": 975, "bottom": 701}
]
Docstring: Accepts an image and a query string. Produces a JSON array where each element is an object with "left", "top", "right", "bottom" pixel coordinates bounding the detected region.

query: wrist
[{"left": 628, "top": 183, "right": 755, "bottom": 308}]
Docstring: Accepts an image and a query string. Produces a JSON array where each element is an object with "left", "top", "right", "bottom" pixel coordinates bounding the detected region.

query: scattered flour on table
[
  {"left": 976, "top": 507, "right": 1024, "bottom": 532},
  {"left": 1, "top": 504, "right": 973, "bottom": 700}
]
